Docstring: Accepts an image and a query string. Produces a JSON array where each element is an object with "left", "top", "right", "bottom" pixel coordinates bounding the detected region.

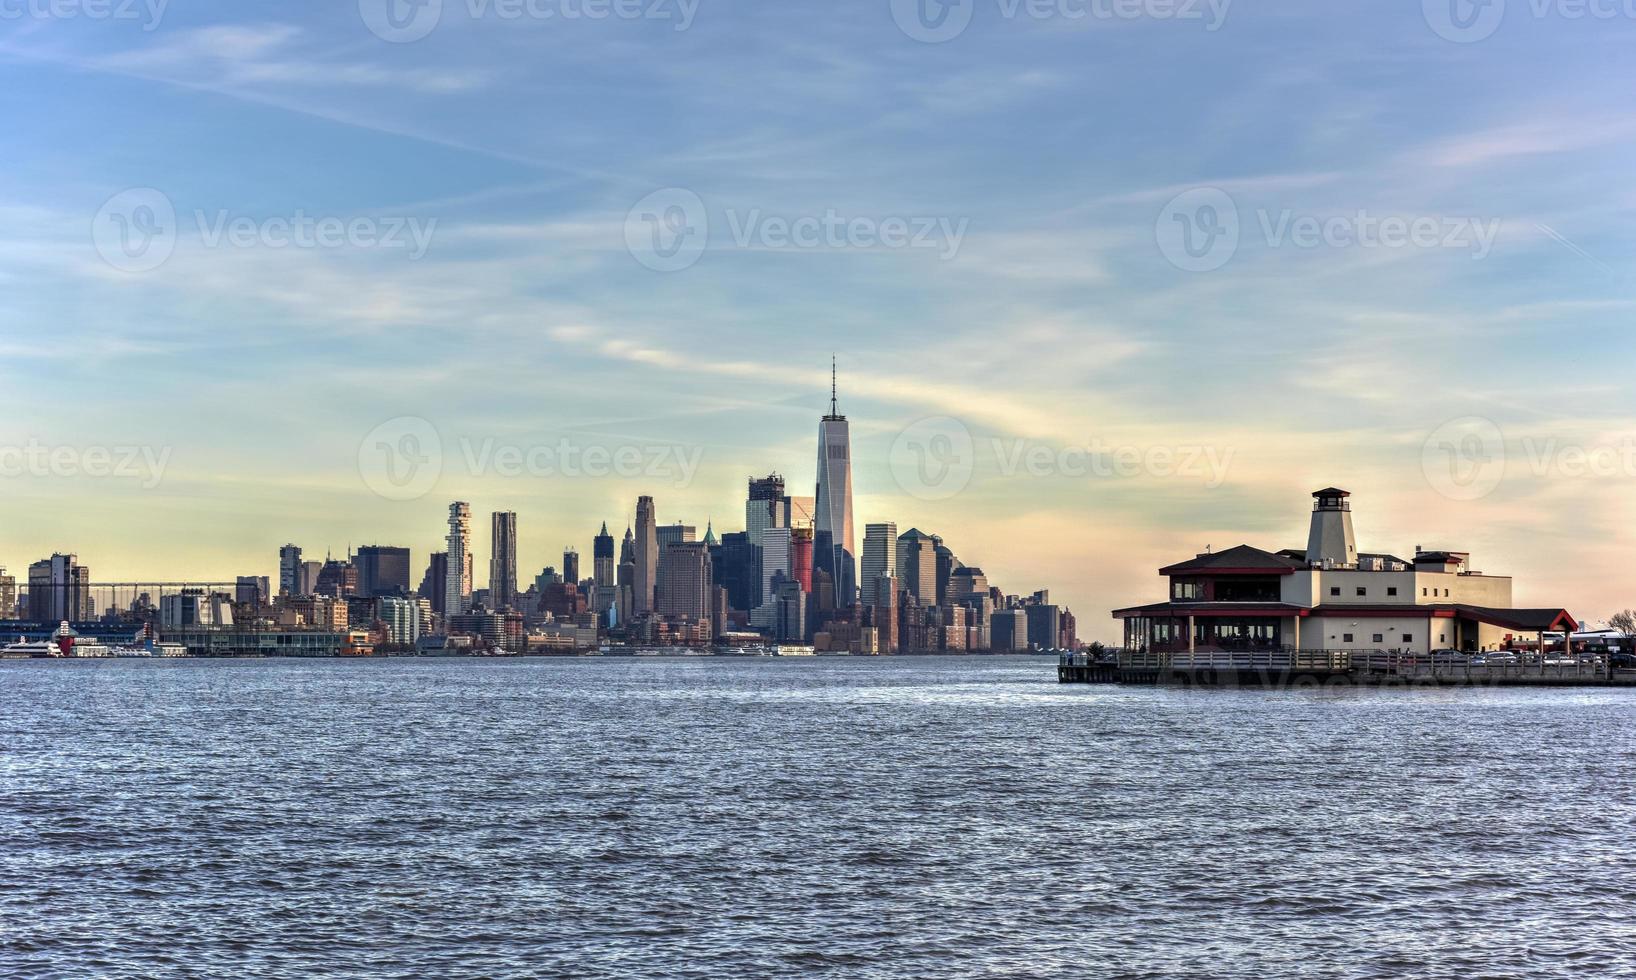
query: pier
[{"left": 1060, "top": 650, "right": 1636, "bottom": 688}]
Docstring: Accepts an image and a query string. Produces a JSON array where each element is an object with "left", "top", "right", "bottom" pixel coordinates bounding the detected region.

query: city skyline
[{"left": 6, "top": 7, "right": 1636, "bottom": 634}]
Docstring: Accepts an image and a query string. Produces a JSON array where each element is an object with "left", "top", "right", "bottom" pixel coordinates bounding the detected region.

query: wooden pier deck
[{"left": 1060, "top": 651, "right": 1636, "bottom": 688}]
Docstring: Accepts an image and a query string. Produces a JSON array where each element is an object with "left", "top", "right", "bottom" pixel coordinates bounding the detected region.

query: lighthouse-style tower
[{"left": 1306, "top": 487, "right": 1358, "bottom": 568}]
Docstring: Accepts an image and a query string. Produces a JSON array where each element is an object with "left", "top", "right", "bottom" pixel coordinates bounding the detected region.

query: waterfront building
[
  {"left": 27, "top": 554, "right": 91, "bottom": 623},
  {"left": 0, "top": 567, "right": 14, "bottom": 619},
  {"left": 356, "top": 545, "right": 412, "bottom": 598},
  {"left": 895, "top": 529, "right": 937, "bottom": 606},
  {"left": 278, "top": 544, "right": 302, "bottom": 597},
  {"left": 813, "top": 361, "right": 857, "bottom": 608},
  {"left": 774, "top": 579, "right": 806, "bottom": 644},
  {"left": 635, "top": 496, "right": 658, "bottom": 615},
  {"left": 861, "top": 523, "right": 898, "bottom": 607},
  {"left": 377, "top": 595, "right": 423, "bottom": 645},
  {"left": 235, "top": 576, "right": 270, "bottom": 612},
  {"left": 419, "top": 552, "right": 448, "bottom": 616},
  {"left": 656, "top": 540, "right": 712, "bottom": 621},
  {"left": 991, "top": 608, "right": 1028, "bottom": 651},
  {"left": 1025, "top": 603, "right": 1061, "bottom": 651},
  {"left": 490, "top": 511, "right": 518, "bottom": 610},
  {"left": 446, "top": 502, "right": 473, "bottom": 618},
  {"left": 161, "top": 589, "right": 235, "bottom": 629},
  {"left": 1113, "top": 487, "right": 1578, "bottom": 655}
]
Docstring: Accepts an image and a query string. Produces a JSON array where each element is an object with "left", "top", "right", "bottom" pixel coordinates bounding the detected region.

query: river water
[{"left": 3, "top": 656, "right": 1633, "bottom": 978}]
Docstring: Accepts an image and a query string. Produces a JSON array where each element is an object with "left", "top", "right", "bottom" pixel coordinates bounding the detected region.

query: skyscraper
[
  {"left": 656, "top": 540, "right": 712, "bottom": 621},
  {"left": 419, "top": 552, "right": 448, "bottom": 616},
  {"left": 634, "top": 496, "right": 658, "bottom": 615},
  {"left": 490, "top": 511, "right": 517, "bottom": 610},
  {"left": 593, "top": 523, "right": 615, "bottom": 590},
  {"left": 896, "top": 528, "right": 937, "bottom": 606},
  {"left": 279, "top": 544, "right": 302, "bottom": 597},
  {"left": 28, "top": 554, "right": 91, "bottom": 623},
  {"left": 618, "top": 524, "right": 636, "bottom": 625},
  {"left": 656, "top": 523, "right": 696, "bottom": 551},
  {"left": 861, "top": 522, "right": 898, "bottom": 607},
  {"left": 356, "top": 545, "right": 412, "bottom": 598},
  {"left": 0, "top": 567, "right": 15, "bottom": 619},
  {"left": 814, "top": 359, "right": 856, "bottom": 608},
  {"left": 446, "top": 502, "right": 473, "bottom": 618},
  {"left": 562, "top": 547, "right": 580, "bottom": 586}
]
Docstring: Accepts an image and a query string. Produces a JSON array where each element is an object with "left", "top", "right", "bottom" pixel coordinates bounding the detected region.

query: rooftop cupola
[{"left": 1306, "top": 487, "right": 1357, "bottom": 568}]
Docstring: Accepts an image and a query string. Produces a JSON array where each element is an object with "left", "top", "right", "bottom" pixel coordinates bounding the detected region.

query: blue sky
[{"left": 4, "top": 0, "right": 1635, "bottom": 637}]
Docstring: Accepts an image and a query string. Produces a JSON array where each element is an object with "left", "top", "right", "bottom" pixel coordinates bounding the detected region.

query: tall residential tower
[{"left": 446, "top": 502, "right": 473, "bottom": 617}]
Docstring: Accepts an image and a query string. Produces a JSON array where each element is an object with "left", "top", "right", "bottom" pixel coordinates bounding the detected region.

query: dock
[{"left": 1060, "top": 650, "right": 1636, "bottom": 688}]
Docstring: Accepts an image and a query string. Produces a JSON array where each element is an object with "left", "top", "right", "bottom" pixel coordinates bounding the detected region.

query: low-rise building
[{"left": 1114, "top": 487, "right": 1577, "bottom": 655}]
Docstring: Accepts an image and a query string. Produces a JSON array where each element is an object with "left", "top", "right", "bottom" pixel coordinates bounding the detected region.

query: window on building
[
  {"left": 1330, "top": 587, "right": 1340, "bottom": 596},
  {"left": 1372, "top": 633, "right": 1384, "bottom": 643},
  {"left": 1439, "top": 633, "right": 1446, "bottom": 642},
  {"left": 1343, "top": 633, "right": 1354, "bottom": 643},
  {"left": 1422, "top": 587, "right": 1428, "bottom": 596},
  {"left": 1402, "top": 633, "right": 1413, "bottom": 642},
  {"left": 1357, "top": 587, "right": 1367, "bottom": 596},
  {"left": 1171, "top": 580, "right": 1204, "bottom": 601},
  {"left": 1443, "top": 589, "right": 1449, "bottom": 597},
  {"left": 1387, "top": 587, "right": 1398, "bottom": 596}
]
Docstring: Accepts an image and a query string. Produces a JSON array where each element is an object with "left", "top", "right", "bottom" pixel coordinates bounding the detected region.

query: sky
[{"left": 3, "top": 0, "right": 1635, "bottom": 640}]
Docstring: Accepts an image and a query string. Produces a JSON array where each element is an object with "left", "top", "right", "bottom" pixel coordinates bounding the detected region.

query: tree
[{"left": 1609, "top": 609, "right": 1636, "bottom": 635}]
